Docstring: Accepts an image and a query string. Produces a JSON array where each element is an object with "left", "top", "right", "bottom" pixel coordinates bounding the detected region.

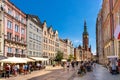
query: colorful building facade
[
  {"left": 1, "top": 0, "right": 27, "bottom": 57},
  {"left": 26, "top": 14, "right": 43, "bottom": 57},
  {"left": 42, "top": 21, "right": 59, "bottom": 64},
  {"left": 59, "top": 39, "right": 67, "bottom": 59},
  {"left": 96, "top": 0, "right": 120, "bottom": 64}
]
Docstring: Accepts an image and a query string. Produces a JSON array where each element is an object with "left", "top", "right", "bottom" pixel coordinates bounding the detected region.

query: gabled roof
[{"left": 27, "top": 14, "right": 42, "bottom": 28}]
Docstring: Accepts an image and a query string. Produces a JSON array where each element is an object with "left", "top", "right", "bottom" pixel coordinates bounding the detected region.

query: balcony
[
  {"left": 7, "top": 53, "right": 26, "bottom": 58},
  {"left": 4, "top": 35, "right": 14, "bottom": 42},
  {"left": 43, "top": 56, "right": 48, "bottom": 58},
  {"left": 21, "top": 54, "right": 26, "bottom": 58},
  {"left": 15, "top": 53, "right": 20, "bottom": 57},
  {"left": 7, "top": 53, "right": 14, "bottom": 57},
  {"left": 5, "top": 36, "right": 27, "bottom": 46}
]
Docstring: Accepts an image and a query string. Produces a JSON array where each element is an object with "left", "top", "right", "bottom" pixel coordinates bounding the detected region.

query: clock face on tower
[{"left": 84, "top": 35, "right": 88, "bottom": 38}]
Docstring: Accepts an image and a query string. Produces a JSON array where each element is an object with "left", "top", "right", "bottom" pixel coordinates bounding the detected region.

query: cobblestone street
[
  {"left": 0, "top": 64, "right": 120, "bottom": 80},
  {"left": 72, "top": 64, "right": 120, "bottom": 80},
  {"left": 1, "top": 66, "right": 75, "bottom": 80}
]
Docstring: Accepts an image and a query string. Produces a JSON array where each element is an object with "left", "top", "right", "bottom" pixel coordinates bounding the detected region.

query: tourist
[
  {"left": 5, "top": 64, "right": 10, "bottom": 78},
  {"left": 118, "top": 59, "right": 120, "bottom": 73},
  {"left": 16, "top": 64, "right": 20, "bottom": 74},
  {"left": 66, "top": 61, "right": 70, "bottom": 71},
  {"left": 61, "top": 62, "right": 65, "bottom": 71},
  {"left": 71, "top": 61, "right": 75, "bottom": 70}
]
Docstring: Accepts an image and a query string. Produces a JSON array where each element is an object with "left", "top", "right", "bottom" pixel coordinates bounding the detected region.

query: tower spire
[
  {"left": 82, "top": 20, "right": 89, "bottom": 50},
  {"left": 83, "top": 20, "right": 88, "bottom": 35}
]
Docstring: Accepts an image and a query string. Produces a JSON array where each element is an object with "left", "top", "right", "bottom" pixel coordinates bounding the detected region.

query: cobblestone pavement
[
  {"left": 1, "top": 66, "right": 76, "bottom": 80},
  {"left": 72, "top": 64, "right": 120, "bottom": 80}
]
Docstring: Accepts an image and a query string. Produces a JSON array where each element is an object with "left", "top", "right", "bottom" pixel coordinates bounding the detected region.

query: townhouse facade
[
  {"left": 0, "top": 0, "right": 4, "bottom": 56},
  {"left": 96, "top": 10, "right": 104, "bottom": 63},
  {"left": 59, "top": 39, "right": 67, "bottom": 59},
  {"left": 0, "top": 0, "right": 27, "bottom": 57},
  {"left": 42, "top": 21, "right": 59, "bottom": 64},
  {"left": 26, "top": 14, "right": 43, "bottom": 57},
  {"left": 96, "top": 0, "right": 120, "bottom": 64},
  {"left": 64, "top": 39, "right": 74, "bottom": 56}
]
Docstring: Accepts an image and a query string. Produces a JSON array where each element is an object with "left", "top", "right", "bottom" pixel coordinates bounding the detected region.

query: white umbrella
[
  {"left": 61, "top": 59, "right": 67, "bottom": 62},
  {"left": 30, "top": 57, "right": 49, "bottom": 61},
  {"left": 22, "top": 58, "right": 35, "bottom": 62},
  {"left": 0, "top": 57, "right": 27, "bottom": 63}
]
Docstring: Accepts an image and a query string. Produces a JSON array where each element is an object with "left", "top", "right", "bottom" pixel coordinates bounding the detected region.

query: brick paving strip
[{"left": 1, "top": 66, "right": 76, "bottom": 80}]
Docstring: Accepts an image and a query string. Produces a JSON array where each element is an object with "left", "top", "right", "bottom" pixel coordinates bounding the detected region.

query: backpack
[{"left": 118, "top": 62, "right": 120, "bottom": 67}]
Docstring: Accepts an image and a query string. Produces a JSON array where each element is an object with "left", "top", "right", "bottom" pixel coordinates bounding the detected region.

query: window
[
  {"left": 33, "top": 44, "right": 35, "bottom": 49},
  {"left": 39, "top": 45, "right": 41, "bottom": 50},
  {"left": 7, "top": 20, "right": 12, "bottom": 29},
  {"left": 21, "top": 18, "right": 24, "bottom": 23},
  {"left": 30, "top": 23, "right": 33, "bottom": 29},
  {"left": 34, "top": 26, "right": 36, "bottom": 31},
  {"left": 15, "top": 35, "right": 19, "bottom": 41},
  {"left": 33, "top": 34, "right": 35, "bottom": 39},
  {"left": 8, "top": 8, "right": 12, "bottom": 15},
  {"left": 29, "top": 51, "right": 32, "bottom": 56},
  {"left": 0, "top": 24, "right": 1, "bottom": 37},
  {"left": 29, "top": 32, "right": 32, "bottom": 38},
  {"left": 15, "top": 24, "right": 19, "bottom": 32},
  {"left": 0, "top": 42, "right": 1, "bottom": 52},
  {"left": 21, "top": 50, "right": 24, "bottom": 54},
  {"left": 117, "top": 12, "right": 120, "bottom": 25},
  {"left": 21, "top": 28, "right": 25, "bottom": 34},
  {"left": 29, "top": 42, "right": 32, "bottom": 49},
  {"left": 44, "top": 38, "right": 45, "bottom": 42},
  {"left": 37, "top": 28, "right": 38, "bottom": 32},
  {"left": 15, "top": 48, "right": 19, "bottom": 54},
  {"left": 21, "top": 37, "right": 24, "bottom": 43},
  {"left": 44, "top": 31, "right": 46, "bottom": 35},
  {"left": 8, "top": 47, "right": 12, "bottom": 53},
  {"left": 39, "top": 36, "right": 41, "bottom": 41},
  {"left": 33, "top": 52, "right": 35, "bottom": 56},
  {"left": 7, "top": 32, "right": 12, "bottom": 40},
  {"left": 36, "top": 35, "right": 38, "bottom": 40},
  {"left": 15, "top": 13, "right": 19, "bottom": 20}
]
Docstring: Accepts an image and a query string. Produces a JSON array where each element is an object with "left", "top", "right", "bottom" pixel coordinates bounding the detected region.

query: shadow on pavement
[{"left": 28, "top": 68, "right": 65, "bottom": 80}]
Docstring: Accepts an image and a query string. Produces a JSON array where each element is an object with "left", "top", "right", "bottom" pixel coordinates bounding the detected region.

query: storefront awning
[
  {"left": 0, "top": 56, "right": 7, "bottom": 60},
  {"left": 107, "top": 56, "right": 119, "bottom": 58},
  {"left": 22, "top": 58, "right": 35, "bottom": 62},
  {"left": 30, "top": 57, "right": 49, "bottom": 61},
  {"left": 61, "top": 59, "right": 67, "bottom": 62},
  {"left": 0, "top": 57, "right": 27, "bottom": 63}
]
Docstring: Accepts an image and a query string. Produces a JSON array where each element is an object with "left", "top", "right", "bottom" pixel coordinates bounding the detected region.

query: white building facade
[{"left": 26, "top": 15, "right": 43, "bottom": 57}]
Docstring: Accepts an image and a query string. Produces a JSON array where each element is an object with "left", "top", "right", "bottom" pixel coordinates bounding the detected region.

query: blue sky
[{"left": 10, "top": 0, "right": 102, "bottom": 54}]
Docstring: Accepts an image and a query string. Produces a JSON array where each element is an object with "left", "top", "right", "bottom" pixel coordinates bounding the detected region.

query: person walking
[
  {"left": 71, "top": 61, "right": 75, "bottom": 71},
  {"left": 62, "top": 62, "right": 66, "bottom": 71},
  {"left": 5, "top": 64, "right": 10, "bottom": 78},
  {"left": 118, "top": 59, "right": 120, "bottom": 73},
  {"left": 66, "top": 61, "right": 70, "bottom": 72}
]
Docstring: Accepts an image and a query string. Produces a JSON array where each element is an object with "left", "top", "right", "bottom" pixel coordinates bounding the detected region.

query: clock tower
[{"left": 83, "top": 20, "right": 89, "bottom": 50}]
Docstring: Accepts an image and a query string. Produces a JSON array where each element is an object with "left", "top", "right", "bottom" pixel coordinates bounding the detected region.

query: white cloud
[
  {"left": 74, "top": 40, "right": 82, "bottom": 43},
  {"left": 73, "top": 40, "right": 82, "bottom": 47},
  {"left": 92, "top": 49, "right": 96, "bottom": 55}
]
